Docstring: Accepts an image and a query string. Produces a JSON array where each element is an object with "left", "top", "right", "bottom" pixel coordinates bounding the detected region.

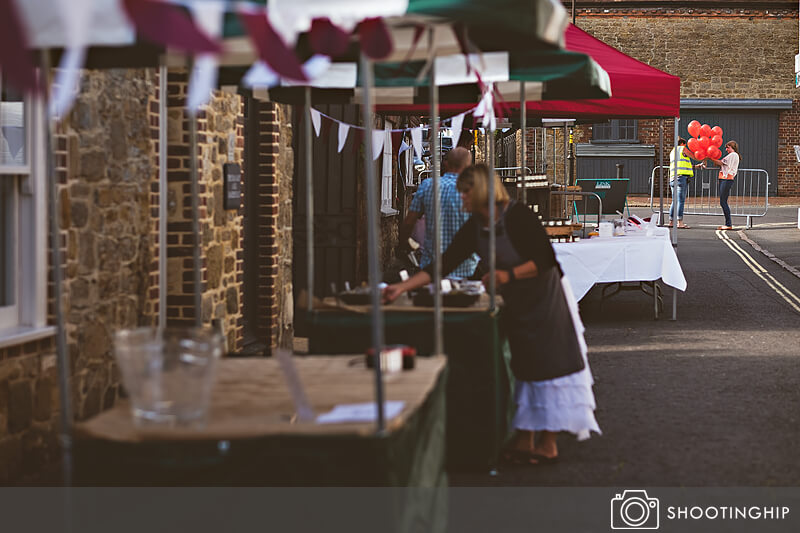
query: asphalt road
[{"left": 452, "top": 206, "right": 800, "bottom": 487}]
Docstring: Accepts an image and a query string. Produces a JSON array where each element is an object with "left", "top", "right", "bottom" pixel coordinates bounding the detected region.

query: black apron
[{"left": 477, "top": 204, "right": 585, "bottom": 382}]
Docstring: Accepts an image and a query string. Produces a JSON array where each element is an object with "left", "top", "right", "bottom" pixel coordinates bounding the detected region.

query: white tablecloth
[{"left": 552, "top": 228, "right": 687, "bottom": 301}]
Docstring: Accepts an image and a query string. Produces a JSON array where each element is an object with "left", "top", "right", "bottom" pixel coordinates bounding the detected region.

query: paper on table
[{"left": 316, "top": 401, "right": 405, "bottom": 424}]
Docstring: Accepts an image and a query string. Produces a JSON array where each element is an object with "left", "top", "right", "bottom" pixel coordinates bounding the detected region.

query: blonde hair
[{"left": 456, "top": 164, "right": 509, "bottom": 209}]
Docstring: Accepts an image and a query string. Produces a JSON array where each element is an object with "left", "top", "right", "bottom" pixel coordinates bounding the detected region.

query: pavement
[{"left": 451, "top": 205, "right": 800, "bottom": 487}]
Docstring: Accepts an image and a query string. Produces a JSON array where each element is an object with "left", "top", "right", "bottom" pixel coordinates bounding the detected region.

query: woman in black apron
[{"left": 383, "top": 164, "right": 600, "bottom": 465}]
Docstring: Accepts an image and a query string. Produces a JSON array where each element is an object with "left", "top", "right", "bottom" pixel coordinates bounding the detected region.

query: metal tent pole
[
  {"left": 488, "top": 124, "right": 497, "bottom": 311},
  {"left": 659, "top": 119, "right": 664, "bottom": 224},
  {"left": 430, "top": 58, "right": 443, "bottom": 356},
  {"left": 360, "top": 53, "right": 386, "bottom": 431},
  {"left": 188, "top": 106, "right": 202, "bottom": 326},
  {"left": 672, "top": 117, "right": 679, "bottom": 321},
  {"left": 159, "top": 66, "right": 167, "bottom": 329},
  {"left": 520, "top": 82, "right": 527, "bottom": 205},
  {"left": 305, "top": 86, "right": 314, "bottom": 313},
  {"left": 41, "top": 51, "right": 73, "bottom": 487}
]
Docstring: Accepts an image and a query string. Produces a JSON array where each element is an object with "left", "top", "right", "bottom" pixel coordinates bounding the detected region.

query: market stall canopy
[{"left": 520, "top": 24, "right": 680, "bottom": 120}]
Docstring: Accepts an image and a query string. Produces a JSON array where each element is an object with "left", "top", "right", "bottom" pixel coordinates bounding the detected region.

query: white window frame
[{"left": 0, "top": 74, "right": 52, "bottom": 346}]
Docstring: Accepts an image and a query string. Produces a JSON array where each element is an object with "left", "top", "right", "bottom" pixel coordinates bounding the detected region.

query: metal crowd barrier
[
  {"left": 649, "top": 166, "right": 770, "bottom": 228},
  {"left": 552, "top": 190, "right": 603, "bottom": 235}
]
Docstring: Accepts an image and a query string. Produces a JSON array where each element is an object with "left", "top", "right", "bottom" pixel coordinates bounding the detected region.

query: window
[
  {"left": 0, "top": 73, "right": 50, "bottom": 342},
  {"left": 592, "top": 119, "right": 638, "bottom": 143}
]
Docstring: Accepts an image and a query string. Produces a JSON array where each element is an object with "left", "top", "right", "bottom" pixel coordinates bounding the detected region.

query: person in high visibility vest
[{"left": 668, "top": 138, "right": 705, "bottom": 229}]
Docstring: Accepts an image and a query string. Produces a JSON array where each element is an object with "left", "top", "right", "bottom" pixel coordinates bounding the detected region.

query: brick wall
[
  {"left": 248, "top": 100, "right": 294, "bottom": 354},
  {"left": 165, "top": 71, "right": 245, "bottom": 352},
  {"left": 0, "top": 69, "right": 160, "bottom": 482}
]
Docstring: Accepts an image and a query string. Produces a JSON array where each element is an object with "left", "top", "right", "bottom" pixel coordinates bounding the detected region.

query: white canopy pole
[
  {"left": 305, "top": 86, "right": 314, "bottom": 313},
  {"left": 360, "top": 53, "right": 386, "bottom": 431},
  {"left": 430, "top": 53, "right": 443, "bottom": 357},
  {"left": 520, "top": 82, "right": 527, "bottom": 205}
]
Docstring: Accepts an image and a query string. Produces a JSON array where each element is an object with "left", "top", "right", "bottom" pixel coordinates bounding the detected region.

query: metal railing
[
  {"left": 495, "top": 166, "right": 534, "bottom": 177},
  {"left": 649, "top": 166, "right": 770, "bottom": 228},
  {"left": 552, "top": 190, "right": 603, "bottom": 235}
]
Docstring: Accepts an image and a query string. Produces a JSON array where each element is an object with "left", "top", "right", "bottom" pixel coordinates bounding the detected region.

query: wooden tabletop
[
  {"left": 74, "top": 356, "right": 447, "bottom": 443},
  {"left": 316, "top": 292, "right": 503, "bottom": 314}
]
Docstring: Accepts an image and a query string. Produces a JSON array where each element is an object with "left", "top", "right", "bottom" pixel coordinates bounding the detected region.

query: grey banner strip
[{"left": 1, "top": 488, "right": 798, "bottom": 533}]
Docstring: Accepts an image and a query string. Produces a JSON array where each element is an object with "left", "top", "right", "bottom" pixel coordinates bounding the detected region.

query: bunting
[
  {"left": 371, "top": 129, "right": 386, "bottom": 160},
  {"left": 310, "top": 108, "right": 322, "bottom": 136},
  {"left": 337, "top": 122, "right": 350, "bottom": 152},
  {"left": 410, "top": 127, "right": 423, "bottom": 159},
  {"left": 187, "top": 1, "right": 224, "bottom": 112}
]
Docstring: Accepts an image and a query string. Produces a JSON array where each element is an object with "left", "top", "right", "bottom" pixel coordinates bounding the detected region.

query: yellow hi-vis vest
[{"left": 670, "top": 146, "right": 694, "bottom": 179}]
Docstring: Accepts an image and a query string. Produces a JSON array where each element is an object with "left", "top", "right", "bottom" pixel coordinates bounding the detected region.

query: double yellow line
[{"left": 716, "top": 229, "right": 800, "bottom": 313}]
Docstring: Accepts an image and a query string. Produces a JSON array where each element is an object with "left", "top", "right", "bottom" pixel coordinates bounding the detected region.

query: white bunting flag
[
  {"left": 337, "top": 122, "right": 350, "bottom": 152},
  {"left": 310, "top": 109, "right": 322, "bottom": 136},
  {"left": 398, "top": 139, "right": 411, "bottom": 155},
  {"left": 450, "top": 113, "right": 465, "bottom": 148},
  {"left": 187, "top": 2, "right": 224, "bottom": 112},
  {"left": 243, "top": 61, "right": 280, "bottom": 89},
  {"left": 410, "top": 127, "right": 423, "bottom": 159},
  {"left": 48, "top": 0, "right": 91, "bottom": 119},
  {"left": 372, "top": 129, "right": 386, "bottom": 160}
]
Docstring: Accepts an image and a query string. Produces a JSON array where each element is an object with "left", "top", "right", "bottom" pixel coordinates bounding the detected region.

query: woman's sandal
[
  {"left": 717, "top": 225, "right": 733, "bottom": 230},
  {"left": 678, "top": 224, "right": 691, "bottom": 229},
  {"left": 529, "top": 453, "right": 560, "bottom": 465},
  {"left": 503, "top": 450, "right": 559, "bottom": 466}
]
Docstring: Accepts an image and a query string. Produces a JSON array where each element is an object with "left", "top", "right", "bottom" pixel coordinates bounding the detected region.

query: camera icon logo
[{"left": 611, "top": 490, "right": 660, "bottom": 530}]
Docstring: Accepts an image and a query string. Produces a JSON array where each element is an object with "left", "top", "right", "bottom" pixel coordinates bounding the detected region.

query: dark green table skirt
[{"left": 307, "top": 308, "right": 514, "bottom": 471}]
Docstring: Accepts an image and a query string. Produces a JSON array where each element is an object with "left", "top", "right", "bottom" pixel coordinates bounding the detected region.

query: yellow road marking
[{"left": 715, "top": 230, "right": 800, "bottom": 313}]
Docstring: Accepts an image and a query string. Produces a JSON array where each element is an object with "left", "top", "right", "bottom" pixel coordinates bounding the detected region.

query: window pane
[
  {"left": 0, "top": 179, "right": 13, "bottom": 306},
  {"left": 593, "top": 123, "right": 611, "bottom": 141},
  {"left": 1, "top": 81, "right": 26, "bottom": 167}
]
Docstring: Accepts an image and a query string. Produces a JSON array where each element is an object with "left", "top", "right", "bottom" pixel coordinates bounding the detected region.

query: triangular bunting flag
[
  {"left": 451, "top": 113, "right": 465, "bottom": 149},
  {"left": 123, "top": 0, "right": 220, "bottom": 54},
  {"left": 372, "top": 129, "right": 386, "bottom": 160},
  {"left": 310, "top": 108, "right": 322, "bottom": 137},
  {"left": 243, "top": 61, "right": 280, "bottom": 88},
  {"left": 237, "top": 8, "right": 308, "bottom": 82},
  {"left": 410, "top": 127, "right": 423, "bottom": 159},
  {"left": 398, "top": 139, "right": 411, "bottom": 155},
  {"left": 337, "top": 122, "right": 350, "bottom": 153},
  {"left": 187, "top": 1, "right": 224, "bottom": 112},
  {"left": 0, "top": 0, "right": 38, "bottom": 92}
]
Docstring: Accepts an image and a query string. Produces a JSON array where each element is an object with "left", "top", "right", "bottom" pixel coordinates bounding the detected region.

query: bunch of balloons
[{"left": 686, "top": 120, "right": 723, "bottom": 161}]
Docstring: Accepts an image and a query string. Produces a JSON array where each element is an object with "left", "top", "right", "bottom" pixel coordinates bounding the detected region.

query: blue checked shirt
[{"left": 410, "top": 172, "right": 479, "bottom": 278}]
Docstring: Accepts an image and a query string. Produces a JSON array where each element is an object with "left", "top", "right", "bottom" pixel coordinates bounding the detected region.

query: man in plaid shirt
[{"left": 400, "top": 147, "right": 478, "bottom": 278}]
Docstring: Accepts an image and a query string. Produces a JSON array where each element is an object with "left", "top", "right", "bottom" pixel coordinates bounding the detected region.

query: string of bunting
[{"left": 309, "top": 103, "right": 486, "bottom": 160}]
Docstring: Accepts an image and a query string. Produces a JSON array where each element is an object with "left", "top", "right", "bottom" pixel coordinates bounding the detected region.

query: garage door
[{"left": 679, "top": 109, "right": 778, "bottom": 195}]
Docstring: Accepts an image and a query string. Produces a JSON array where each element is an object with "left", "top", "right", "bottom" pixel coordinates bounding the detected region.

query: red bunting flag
[
  {"left": 358, "top": 17, "right": 392, "bottom": 60},
  {"left": 0, "top": 0, "right": 38, "bottom": 92},
  {"left": 238, "top": 10, "right": 308, "bottom": 82},
  {"left": 309, "top": 18, "right": 350, "bottom": 58},
  {"left": 122, "top": 0, "right": 220, "bottom": 54}
]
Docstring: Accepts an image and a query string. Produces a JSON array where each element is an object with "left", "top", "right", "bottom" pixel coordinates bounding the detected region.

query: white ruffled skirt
[{"left": 512, "top": 276, "right": 601, "bottom": 440}]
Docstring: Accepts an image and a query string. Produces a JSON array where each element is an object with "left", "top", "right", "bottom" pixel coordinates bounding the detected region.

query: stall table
[
  {"left": 74, "top": 356, "right": 447, "bottom": 494},
  {"left": 306, "top": 294, "right": 513, "bottom": 471},
  {"left": 553, "top": 228, "right": 687, "bottom": 317}
]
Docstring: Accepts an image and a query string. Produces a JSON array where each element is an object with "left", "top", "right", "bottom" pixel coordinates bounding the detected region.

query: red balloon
[
  {"left": 711, "top": 134, "right": 723, "bottom": 147},
  {"left": 687, "top": 137, "right": 700, "bottom": 152},
  {"left": 708, "top": 146, "right": 722, "bottom": 160},
  {"left": 687, "top": 120, "right": 701, "bottom": 138},
  {"left": 700, "top": 124, "right": 713, "bottom": 137},
  {"left": 711, "top": 126, "right": 723, "bottom": 138},
  {"left": 694, "top": 149, "right": 707, "bottom": 160},
  {"left": 698, "top": 135, "right": 711, "bottom": 149}
]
